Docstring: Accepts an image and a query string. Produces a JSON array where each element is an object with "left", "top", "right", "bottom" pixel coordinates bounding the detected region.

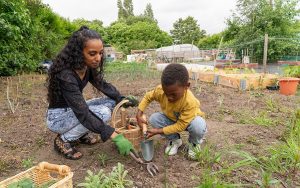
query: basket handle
[
  {"left": 38, "top": 162, "right": 71, "bottom": 175},
  {"left": 111, "top": 99, "right": 129, "bottom": 128}
]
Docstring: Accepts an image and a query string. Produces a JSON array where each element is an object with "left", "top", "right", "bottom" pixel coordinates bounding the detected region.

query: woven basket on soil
[
  {"left": 0, "top": 162, "right": 73, "bottom": 188},
  {"left": 111, "top": 100, "right": 143, "bottom": 151}
]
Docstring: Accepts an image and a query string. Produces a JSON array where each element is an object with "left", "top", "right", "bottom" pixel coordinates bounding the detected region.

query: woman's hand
[
  {"left": 146, "top": 128, "right": 163, "bottom": 138},
  {"left": 111, "top": 133, "right": 133, "bottom": 156}
]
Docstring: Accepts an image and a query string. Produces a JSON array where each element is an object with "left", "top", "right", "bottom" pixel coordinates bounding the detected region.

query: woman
[{"left": 46, "top": 26, "right": 138, "bottom": 160}]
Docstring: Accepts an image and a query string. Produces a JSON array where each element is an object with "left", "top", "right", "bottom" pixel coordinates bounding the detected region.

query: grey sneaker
[{"left": 165, "top": 139, "right": 183, "bottom": 155}]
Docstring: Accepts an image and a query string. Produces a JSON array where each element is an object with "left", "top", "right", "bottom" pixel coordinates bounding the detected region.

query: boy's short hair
[{"left": 161, "top": 63, "right": 189, "bottom": 86}]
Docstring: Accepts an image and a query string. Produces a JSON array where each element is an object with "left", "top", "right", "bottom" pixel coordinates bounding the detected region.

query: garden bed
[{"left": 0, "top": 63, "right": 299, "bottom": 187}]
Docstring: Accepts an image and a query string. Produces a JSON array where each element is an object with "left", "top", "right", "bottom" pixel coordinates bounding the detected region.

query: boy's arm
[
  {"left": 136, "top": 89, "right": 156, "bottom": 129},
  {"left": 163, "top": 106, "right": 199, "bottom": 134}
]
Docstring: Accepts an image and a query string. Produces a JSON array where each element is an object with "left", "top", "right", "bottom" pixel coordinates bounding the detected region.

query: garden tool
[
  {"left": 129, "top": 149, "right": 159, "bottom": 177},
  {"left": 140, "top": 123, "right": 155, "bottom": 162}
]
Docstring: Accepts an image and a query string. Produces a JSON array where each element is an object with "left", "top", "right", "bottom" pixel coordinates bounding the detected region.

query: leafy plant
[
  {"left": 191, "top": 143, "right": 221, "bottom": 168},
  {"left": 21, "top": 158, "right": 33, "bottom": 168},
  {"left": 255, "top": 170, "right": 280, "bottom": 188},
  {"left": 97, "top": 153, "right": 108, "bottom": 167},
  {"left": 283, "top": 65, "right": 300, "bottom": 78},
  {"left": 250, "top": 111, "right": 277, "bottom": 127},
  {"left": 78, "top": 163, "right": 132, "bottom": 188},
  {"left": 195, "top": 170, "right": 244, "bottom": 188},
  {"left": 265, "top": 96, "right": 279, "bottom": 112}
]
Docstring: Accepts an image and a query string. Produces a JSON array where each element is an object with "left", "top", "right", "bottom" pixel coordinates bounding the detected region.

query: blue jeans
[
  {"left": 47, "top": 98, "right": 115, "bottom": 142},
  {"left": 149, "top": 112, "right": 207, "bottom": 144}
]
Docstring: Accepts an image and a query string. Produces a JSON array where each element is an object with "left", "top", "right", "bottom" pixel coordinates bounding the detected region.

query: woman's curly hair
[{"left": 46, "top": 26, "right": 105, "bottom": 102}]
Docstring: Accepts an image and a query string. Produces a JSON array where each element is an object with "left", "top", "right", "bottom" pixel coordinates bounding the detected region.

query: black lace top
[{"left": 48, "top": 68, "right": 123, "bottom": 141}]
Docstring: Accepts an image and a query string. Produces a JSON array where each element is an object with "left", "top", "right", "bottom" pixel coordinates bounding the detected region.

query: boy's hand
[
  {"left": 136, "top": 110, "right": 147, "bottom": 127},
  {"left": 146, "top": 128, "right": 163, "bottom": 138},
  {"left": 112, "top": 134, "right": 133, "bottom": 155}
]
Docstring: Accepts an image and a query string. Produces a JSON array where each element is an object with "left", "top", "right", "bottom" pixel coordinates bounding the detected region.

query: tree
[
  {"left": 224, "top": 0, "right": 300, "bottom": 62},
  {"left": 123, "top": 0, "right": 134, "bottom": 18},
  {"left": 170, "top": 16, "right": 206, "bottom": 44},
  {"left": 117, "top": 0, "right": 134, "bottom": 19},
  {"left": 107, "top": 21, "right": 172, "bottom": 54},
  {"left": 198, "top": 33, "right": 222, "bottom": 49},
  {"left": 0, "top": 0, "right": 36, "bottom": 75},
  {"left": 72, "top": 19, "right": 108, "bottom": 43},
  {"left": 117, "top": 0, "right": 125, "bottom": 20},
  {"left": 144, "top": 3, "right": 155, "bottom": 21}
]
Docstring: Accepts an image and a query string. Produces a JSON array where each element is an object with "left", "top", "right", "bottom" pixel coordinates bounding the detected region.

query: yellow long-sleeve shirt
[{"left": 138, "top": 85, "right": 205, "bottom": 135}]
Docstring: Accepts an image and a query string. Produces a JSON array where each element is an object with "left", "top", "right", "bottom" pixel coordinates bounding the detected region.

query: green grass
[
  {"left": 192, "top": 143, "right": 222, "bottom": 168},
  {"left": 104, "top": 62, "right": 161, "bottom": 81}
]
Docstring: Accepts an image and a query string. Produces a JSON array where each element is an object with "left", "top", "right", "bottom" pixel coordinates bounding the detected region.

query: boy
[{"left": 136, "top": 63, "right": 207, "bottom": 159}]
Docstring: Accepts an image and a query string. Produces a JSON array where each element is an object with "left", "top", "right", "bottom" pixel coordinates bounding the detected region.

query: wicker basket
[
  {"left": 0, "top": 162, "right": 73, "bottom": 188},
  {"left": 111, "top": 100, "right": 143, "bottom": 151}
]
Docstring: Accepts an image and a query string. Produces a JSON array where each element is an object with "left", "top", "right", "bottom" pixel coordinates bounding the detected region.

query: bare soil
[{"left": 0, "top": 73, "right": 299, "bottom": 187}]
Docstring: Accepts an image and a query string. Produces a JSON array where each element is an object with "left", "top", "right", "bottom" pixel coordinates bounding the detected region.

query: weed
[
  {"left": 250, "top": 91, "right": 264, "bottom": 98},
  {"left": 264, "top": 96, "right": 279, "bottom": 112},
  {"left": 191, "top": 143, "right": 221, "bottom": 168},
  {"left": 0, "top": 160, "right": 9, "bottom": 172},
  {"left": 35, "top": 136, "right": 46, "bottom": 148},
  {"left": 251, "top": 111, "right": 277, "bottom": 127},
  {"left": 78, "top": 163, "right": 132, "bottom": 188},
  {"left": 22, "top": 158, "right": 33, "bottom": 168},
  {"left": 217, "top": 95, "right": 224, "bottom": 108},
  {"left": 195, "top": 169, "right": 245, "bottom": 188},
  {"left": 163, "top": 149, "right": 170, "bottom": 188},
  {"left": 255, "top": 169, "right": 280, "bottom": 188},
  {"left": 234, "top": 144, "right": 245, "bottom": 150},
  {"left": 97, "top": 153, "right": 108, "bottom": 167},
  {"left": 246, "top": 136, "right": 259, "bottom": 145},
  {"left": 267, "top": 134, "right": 300, "bottom": 174},
  {"left": 220, "top": 151, "right": 258, "bottom": 175}
]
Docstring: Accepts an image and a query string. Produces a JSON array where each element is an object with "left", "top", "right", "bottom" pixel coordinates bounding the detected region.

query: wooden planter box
[{"left": 215, "top": 73, "right": 278, "bottom": 90}]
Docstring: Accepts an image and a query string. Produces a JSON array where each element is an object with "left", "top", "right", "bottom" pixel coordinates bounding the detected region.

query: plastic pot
[{"left": 278, "top": 77, "right": 300, "bottom": 96}]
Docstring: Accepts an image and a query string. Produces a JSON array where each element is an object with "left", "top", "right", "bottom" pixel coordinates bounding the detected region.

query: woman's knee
[
  {"left": 89, "top": 105, "right": 112, "bottom": 122},
  {"left": 87, "top": 98, "right": 116, "bottom": 110}
]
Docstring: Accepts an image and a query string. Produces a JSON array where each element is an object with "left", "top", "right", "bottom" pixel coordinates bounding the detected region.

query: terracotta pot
[{"left": 278, "top": 77, "right": 300, "bottom": 96}]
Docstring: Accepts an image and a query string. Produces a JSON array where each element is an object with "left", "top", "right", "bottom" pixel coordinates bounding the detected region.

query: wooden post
[{"left": 263, "top": 34, "right": 268, "bottom": 73}]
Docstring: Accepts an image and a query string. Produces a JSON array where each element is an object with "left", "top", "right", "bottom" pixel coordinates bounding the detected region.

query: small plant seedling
[
  {"left": 22, "top": 158, "right": 33, "bottom": 168},
  {"left": 191, "top": 143, "right": 221, "bottom": 168},
  {"left": 255, "top": 170, "right": 279, "bottom": 188},
  {"left": 35, "top": 136, "right": 46, "bottom": 148},
  {"left": 97, "top": 153, "right": 108, "bottom": 167},
  {"left": 0, "top": 160, "right": 8, "bottom": 172},
  {"left": 78, "top": 163, "right": 132, "bottom": 187}
]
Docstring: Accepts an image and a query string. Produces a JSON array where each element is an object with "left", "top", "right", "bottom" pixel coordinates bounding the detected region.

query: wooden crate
[{"left": 0, "top": 162, "right": 73, "bottom": 188}]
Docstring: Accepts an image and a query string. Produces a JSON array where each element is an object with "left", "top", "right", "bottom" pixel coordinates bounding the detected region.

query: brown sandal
[
  {"left": 54, "top": 135, "right": 83, "bottom": 160},
  {"left": 78, "top": 133, "right": 100, "bottom": 145}
]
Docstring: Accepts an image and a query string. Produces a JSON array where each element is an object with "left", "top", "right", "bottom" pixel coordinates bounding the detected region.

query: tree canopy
[
  {"left": 222, "top": 0, "right": 300, "bottom": 62},
  {"left": 170, "top": 16, "right": 206, "bottom": 44},
  {"left": 0, "top": 0, "right": 172, "bottom": 76}
]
